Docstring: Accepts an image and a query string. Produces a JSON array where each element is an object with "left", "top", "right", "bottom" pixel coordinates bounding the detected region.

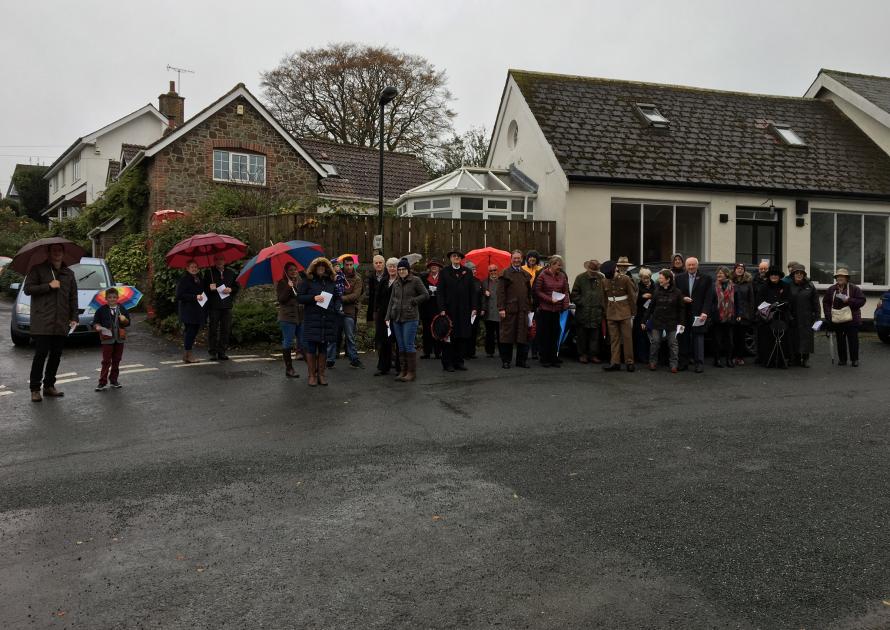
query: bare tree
[
  {"left": 433, "top": 126, "right": 490, "bottom": 177},
  {"left": 261, "top": 43, "right": 455, "bottom": 164}
]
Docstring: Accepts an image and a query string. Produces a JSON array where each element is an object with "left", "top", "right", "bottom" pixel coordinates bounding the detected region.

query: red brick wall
[{"left": 145, "top": 96, "right": 319, "bottom": 219}]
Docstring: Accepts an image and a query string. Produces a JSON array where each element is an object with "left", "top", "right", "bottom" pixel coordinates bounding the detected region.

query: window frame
[
  {"left": 634, "top": 103, "right": 670, "bottom": 128},
  {"left": 771, "top": 123, "right": 806, "bottom": 147},
  {"left": 212, "top": 149, "right": 267, "bottom": 186},
  {"left": 73, "top": 157, "right": 81, "bottom": 182},
  {"left": 610, "top": 199, "right": 707, "bottom": 263},
  {"left": 810, "top": 209, "right": 889, "bottom": 289}
]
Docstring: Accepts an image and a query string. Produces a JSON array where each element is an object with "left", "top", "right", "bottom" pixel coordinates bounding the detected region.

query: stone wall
[{"left": 145, "top": 96, "right": 319, "bottom": 218}]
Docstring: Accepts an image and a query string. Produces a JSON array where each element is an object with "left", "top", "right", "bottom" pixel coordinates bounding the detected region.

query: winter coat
[
  {"left": 419, "top": 270, "right": 442, "bottom": 320},
  {"left": 788, "top": 280, "right": 821, "bottom": 354},
  {"left": 635, "top": 279, "right": 656, "bottom": 328},
  {"left": 481, "top": 277, "right": 500, "bottom": 322},
  {"left": 709, "top": 280, "right": 738, "bottom": 323},
  {"left": 497, "top": 266, "right": 532, "bottom": 344},
  {"left": 276, "top": 276, "right": 304, "bottom": 324},
  {"left": 437, "top": 265, "right": 477, "bottom": 338},
  {"left": 340, "top": 271, "right": 364, "bottom": 319},
  {"left": 533, "top": 268, "right": 570, "bottom": 313},
  {"left": 375, "top": 275, "right": 398, "bottom": 324},
  {"left": 297, "top": 258, "right": 342, "bottom": 344},
  {"left": 646, "top": 283, "right": 685, "bottom": 330},
  {"left": 570, "top": 271, "right": 605, "bottom": 327},
  {"left": 675, "top": 271, "right": 714, "bottom": 334},
  {"left": 176, "top": 271, "right": 206, "bottom": 326},
  {"left": 601, "top": 273, "right": 637, "bottom": 321},
  {"left": 365, "top": 271, "right": 387, "bottom": 321},
  {"left": 92, "top": 303, "right": 131, "bottom": 344},
  {"left": 387, "top": 274, "right": 429, "bottom": 322},
  {"left": 823, "top": 283, "right": 866, "bottom": 326},
  {"left": 203, "top": 267, "right": 240, "bottom": 310},
  {"left": 23, "top": 261, "right": 79, "bottom": 336},
  {"left": 732, "top": 273, "right": 756, "bottom": 323}
]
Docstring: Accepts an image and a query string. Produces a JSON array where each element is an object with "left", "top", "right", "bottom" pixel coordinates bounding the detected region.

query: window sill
[{"left": 212, "top": 178, "right": 267, "bottom": 188}]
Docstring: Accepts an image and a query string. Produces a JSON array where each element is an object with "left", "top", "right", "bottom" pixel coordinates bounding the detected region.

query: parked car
[
  {"left": 875, "top": 290, "right": 890, "bottom": 344},
  {"left": 10, "top": 257, "right": 116, "bottom": 346}
]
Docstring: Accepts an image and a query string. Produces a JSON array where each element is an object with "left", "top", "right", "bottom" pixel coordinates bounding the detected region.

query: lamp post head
[{"left": 379, "top": 86, "right": 398, "bottom": 106}]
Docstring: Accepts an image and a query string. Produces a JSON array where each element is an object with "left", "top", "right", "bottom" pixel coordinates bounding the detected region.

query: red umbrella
[
  {"left": 465, "top": 247, "right": 511, "bottom": 281},
  {"left": 10, "top": 237, "right": 85, "bottom": 275},
  {"left": 165, "top": 232, "right": 248, "bottom": 269}
]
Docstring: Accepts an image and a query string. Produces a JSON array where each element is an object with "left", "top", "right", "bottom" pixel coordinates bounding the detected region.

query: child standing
[{"left": 93, "top": 287, "right": 130, "bottom": 391}]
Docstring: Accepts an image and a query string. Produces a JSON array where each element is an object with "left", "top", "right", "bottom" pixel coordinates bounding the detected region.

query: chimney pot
[
  {"left": 159, "top": 83, "right": 185, "bottom": 129},
  {"left": 169, "top": 80, "right": 176, "bottom": 93}
]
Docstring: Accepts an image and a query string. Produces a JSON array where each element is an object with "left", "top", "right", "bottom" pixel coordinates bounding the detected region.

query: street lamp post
[{"left": 377, "top": 86, "right": 398, "bottom": 253}]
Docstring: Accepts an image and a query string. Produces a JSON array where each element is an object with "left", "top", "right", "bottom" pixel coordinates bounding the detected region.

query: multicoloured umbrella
[
  {"left": 465, "top": 247, "right": 511, "bottom": 281},
  {"left": 557, "top": 310, "right": 570, "bottom": 355},
  {"left": 336, "top": 253, "right": 360, "bottom": 266},
  {"left": 10, "top": 237, "right": 85, "bottom": 275},
  {"left": 165, "top": 232, "right": 247, "bottom": 269},
  {"left": 88, "top": 286, "right": 143, "bottom": 311},
  {"left": 236, "top": 240, "right": 325, "bottom": 288}
]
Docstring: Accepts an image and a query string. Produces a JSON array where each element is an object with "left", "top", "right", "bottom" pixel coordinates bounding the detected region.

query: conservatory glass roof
[{"left": 395, "top": 166, "right": 537, "bottom": 202}]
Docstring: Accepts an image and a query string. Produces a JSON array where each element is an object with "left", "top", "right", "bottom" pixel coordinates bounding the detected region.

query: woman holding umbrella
[
  {"left": 277, "top": 262, "right": 304, "bottom": 378},
  {"left": 297, "top": 257, "right": 341, "bottom": 386},
  {"left": 176, "top": 260, "right": 206, "bottom": 363},
  {"left": 533, "top": 254, "right": 570, "bottom": 367},
  {"left": 17, "top": 238, "right": 82, "bottom": 402}
]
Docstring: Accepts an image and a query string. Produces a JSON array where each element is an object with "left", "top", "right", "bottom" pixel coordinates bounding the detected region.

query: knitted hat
[{"left": 397, "top": 257, "right": 411, "bottom": 270}]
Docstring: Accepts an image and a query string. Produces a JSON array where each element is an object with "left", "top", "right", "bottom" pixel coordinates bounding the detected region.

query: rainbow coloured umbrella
[
  {"left": 88, "top": 286, "right": 143, "bottom": 311},
  {"left": 236, "top": 240, "right": 325, "bottom": 288}
]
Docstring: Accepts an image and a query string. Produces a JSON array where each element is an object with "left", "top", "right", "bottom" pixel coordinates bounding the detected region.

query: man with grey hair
[{"left": 675, "top": 256, "right": 713, "bottom": 373}]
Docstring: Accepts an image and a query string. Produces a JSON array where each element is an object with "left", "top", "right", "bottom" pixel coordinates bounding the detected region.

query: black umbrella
[{"left": 10, "top": 237, "right": 85, "bottom": 275}]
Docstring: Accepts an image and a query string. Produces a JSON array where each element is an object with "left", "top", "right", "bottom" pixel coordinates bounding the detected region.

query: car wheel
[
  {"left": 11, "top": 327, "right": 30, "bottom": 347},
  {"left": 879, "top": 330, "right": 890, "bottom": 344}
]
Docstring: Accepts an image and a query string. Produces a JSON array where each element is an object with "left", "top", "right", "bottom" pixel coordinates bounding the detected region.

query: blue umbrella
[{"left": 557, "top": 310, "right": 570, "bottom": 355}]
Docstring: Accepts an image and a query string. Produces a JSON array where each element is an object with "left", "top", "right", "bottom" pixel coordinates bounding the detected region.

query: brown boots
[
  {"left": 182, "top": 351, "right": 200, "bottom": 364},
  {"left": 395, "top": 352, "right": 408, "bottom": 381},
  {"left": 306, "top": 353, "right": 328, "bottom": 386},
  {"left": 283, "top": 349, "right": 299, "bottom": 378},
  {"left": 395, "top": 352, "right": 417, "bottom": 382}
]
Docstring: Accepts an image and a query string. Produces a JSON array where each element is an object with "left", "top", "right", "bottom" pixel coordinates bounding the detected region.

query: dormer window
[
  {"left": 771, "top": 124, "right": 805, "bottom": 146},
  {"left": 635, "top": 103, "right": 670, "bottom": 128},
  {"left": 321, "top": 162, "right": 339, "bottom": 176}
]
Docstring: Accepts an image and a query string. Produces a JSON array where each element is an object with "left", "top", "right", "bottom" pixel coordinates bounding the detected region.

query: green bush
[
  {"left": 229, "top": 300, "right": 279, "bottom": 346},
  {"left": 0, "top": 208, "right": 45, "bottom": 258},
  {"left": 0, "top": 266, "right": 23, "bottom": 296},
  {"left": 105, "top": 232, "right": 148, "bottom": 288}
]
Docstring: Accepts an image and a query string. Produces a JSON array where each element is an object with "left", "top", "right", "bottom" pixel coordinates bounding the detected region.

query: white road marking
[
  {"left": 226, "top": 354, "right": 259, "bottom": 359},
  {"left": 55, "top": 376, "right": 90, "bottom": 385},
  {"left": 233, "top": 357, "right": 276, "bottom": 363},
  {"left": 160, "top": 360, "right": 181, "bottom": 365},
  {"left": 95, "top": 364, "right": 144, "bottom": 371},
  {"left": 117, "top": 368, "right": 159, "bottom": 376},
  {"left": 0, "top": 391, "right": 13, "bottom": 397},
  {"left": 55, "top": 372, "right": 78, "bottom": 379},
  {"left": 172, "top": 362, "right": 216, "bottom": 368}
]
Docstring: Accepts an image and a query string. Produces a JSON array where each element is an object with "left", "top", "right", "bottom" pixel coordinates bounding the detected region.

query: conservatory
[{"left": 394, "top": 166, "right": 538, "bottom": 220}]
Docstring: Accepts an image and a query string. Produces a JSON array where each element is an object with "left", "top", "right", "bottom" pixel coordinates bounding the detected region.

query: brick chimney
[{"left": 158, "top": 81, "right": 185, "bottom": 129}]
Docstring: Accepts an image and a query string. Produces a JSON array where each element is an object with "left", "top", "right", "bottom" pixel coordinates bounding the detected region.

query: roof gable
[
  {"left": 510, "top": 69, "right": 890, "bottom": 198},
  {"left": 820, "top": 69, "right": 890, "bottom": 116},
  {"left": 127, "top": 84, "right": 327, "bottom": 178},
  {"left": 297, "top": 137, "right": 430, "bottom": 203}
]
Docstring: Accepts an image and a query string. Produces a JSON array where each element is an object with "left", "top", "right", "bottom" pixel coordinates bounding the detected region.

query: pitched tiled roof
[
  {"left": 106, "top": 160, "right": 121, "bottom": 184},
  {"left": 120, "top": 143, "right": 144, "bottom": 164},
  {"left": 298, "top": 137, "right": 431, "bottom": 204},
  {"left": 821, "top": 69, "right": 890, "bottom": 116},
  {"left": 510, "top": 70, "right": 890, "bottom": 198}
]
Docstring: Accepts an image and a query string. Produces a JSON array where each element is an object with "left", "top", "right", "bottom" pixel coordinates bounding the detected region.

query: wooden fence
[{"left": 229, "top": 213, "right": 557, "bottom": 262}]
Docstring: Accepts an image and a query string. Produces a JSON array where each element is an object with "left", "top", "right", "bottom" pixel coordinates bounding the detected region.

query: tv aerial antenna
[{"left": 166, "top": 65, "right": 195, "bottom": 92}]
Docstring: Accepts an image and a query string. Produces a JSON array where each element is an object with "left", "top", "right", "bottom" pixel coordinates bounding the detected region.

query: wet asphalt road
[{"left": 1, "top": 296, "right": 889, "bottom": 629}]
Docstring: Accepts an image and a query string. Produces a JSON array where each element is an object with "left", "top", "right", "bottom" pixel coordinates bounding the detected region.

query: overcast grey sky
[{"left": 2, "top": 0, "right": 889, "bottom": 194}]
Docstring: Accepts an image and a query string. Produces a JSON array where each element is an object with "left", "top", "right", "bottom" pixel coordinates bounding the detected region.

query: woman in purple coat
[{"left": 822, "top": 268, "right": 866, "bottom": 367}]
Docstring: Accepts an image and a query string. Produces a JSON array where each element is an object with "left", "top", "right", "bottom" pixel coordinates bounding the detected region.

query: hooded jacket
[{"left": 297, "top": 258, "right": 342, "bottom": 344}]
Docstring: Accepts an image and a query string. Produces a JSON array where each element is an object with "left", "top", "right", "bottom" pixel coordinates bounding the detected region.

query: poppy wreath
[
  {"left": 431, "top": 313, "right": 453, "bottom": 341},
  {"left": 527, "top": 319, "right": 537, "bottom": 341}
]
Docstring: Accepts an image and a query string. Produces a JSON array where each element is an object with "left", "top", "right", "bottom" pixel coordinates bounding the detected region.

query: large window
[
  {"left": 212, "top": 150, "right": 266, "bottom": 185},
  {"left": 73, "top": 158, "right": 81, "bottom": 181},
  {"left": 611, "top": 201, "right": 704, "bottom": 263},
  {"left": 810, "top": 210, "right": 888, "bottom": 285}
]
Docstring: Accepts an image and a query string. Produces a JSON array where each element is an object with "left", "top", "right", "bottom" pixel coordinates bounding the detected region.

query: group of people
[{"left": 21, "top": 240, "right": 867, "bottom": 402}]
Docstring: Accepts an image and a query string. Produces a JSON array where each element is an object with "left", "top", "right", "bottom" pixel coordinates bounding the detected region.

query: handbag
[{"left": 831, "top": 306, "right": 852, "bottom": 323}]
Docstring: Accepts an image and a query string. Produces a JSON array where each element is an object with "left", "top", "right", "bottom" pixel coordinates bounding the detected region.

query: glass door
[{"left": 736, "top": 208, "right": 782, "bottom": 267}]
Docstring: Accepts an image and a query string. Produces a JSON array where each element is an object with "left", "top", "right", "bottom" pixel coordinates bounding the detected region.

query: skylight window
[
  {"left": 771, "top": 124, "right": 806, "bottom": 146},
  {"left": 635, "top": 103, "right": 670, "bottom": 128}
]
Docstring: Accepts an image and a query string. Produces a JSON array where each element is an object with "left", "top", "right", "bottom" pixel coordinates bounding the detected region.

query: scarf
[{"left": 716, "top": 281, "right": 735, "bottom": 322}]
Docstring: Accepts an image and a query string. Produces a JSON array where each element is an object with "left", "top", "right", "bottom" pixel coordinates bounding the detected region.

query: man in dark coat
[
  {"left": 203, "top": 254, "right": 240, "bottom": 360},
  {"left": 497, "top": 250, "right": 532, "bottom": 368},
  {"left": 24, "top": 243, "right": 79, "bottom": 401},
  {"left": 463, "top": 260, "right": 483, "bottom": 359},
  {"left": 419, "top": 259, "right": 444, "bottom": 359},
  {"left": 436, "top": 250, "right": 477, "bottom": 372},
  {"left": 674, "top": 256, "right": 714, "bottom": 373},
  {"left": 364, "top": 255, "right": 386, "bottom": 323}
]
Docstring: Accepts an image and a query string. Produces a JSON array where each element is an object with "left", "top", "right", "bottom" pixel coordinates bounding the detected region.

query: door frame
[{"left": 735, "top": 207, "right": 783, "bottom": 268}]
